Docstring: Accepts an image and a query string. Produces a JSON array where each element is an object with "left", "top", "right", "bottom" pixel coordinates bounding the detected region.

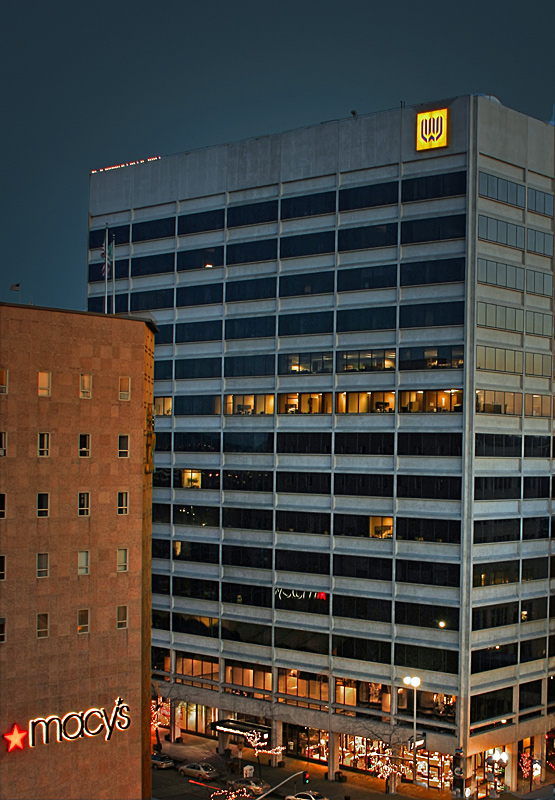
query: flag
[
  {"left": 101, "top": 240, "right": 113, "bottom": 277},
  {"left": 10, "top": 283, "right": 20, "bottom": 291}
]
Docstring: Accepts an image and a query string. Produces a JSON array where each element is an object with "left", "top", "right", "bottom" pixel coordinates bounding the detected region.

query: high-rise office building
[
  {"left": 87, "top": 95, "right": 555, "bottom": 796},
  {"left": 0, "top": 304, "right": 155, "bottom": 800}
]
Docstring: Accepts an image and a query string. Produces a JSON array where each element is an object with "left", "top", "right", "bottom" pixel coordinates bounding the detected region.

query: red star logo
[{"left": 3, "top": 723, "right": 27, "bottom": 752}]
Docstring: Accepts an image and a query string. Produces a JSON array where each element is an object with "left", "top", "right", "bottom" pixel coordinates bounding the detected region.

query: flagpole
[
  {"left": 112, "top": 234, "right": 116, "bottom": 314},
  {"left": 104, "top": 224, "right": 108, "bottom": 314}
]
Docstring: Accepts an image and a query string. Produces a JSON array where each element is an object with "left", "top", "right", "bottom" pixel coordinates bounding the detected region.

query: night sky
[{"left": 1, "top": 0, "right": 554, "bottom": 311}]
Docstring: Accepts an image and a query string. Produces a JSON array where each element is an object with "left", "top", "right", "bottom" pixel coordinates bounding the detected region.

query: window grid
[
  {"left": 118, "top": 435, "right": 130, "bottom": 458},
  {"left": 117, "top": 606, "right": 128, "bottom": 629},
  {"left": 37, "top": 493, "right": 49, "bottom": 517},
  {"left": 79, "top": 434, "right": 90, "bottom": 458},
  {"left": 117, "top": 548, "right": 129, "bottom": 572},
  {"left": 117, "top": 491, "right": 129, "bottom": 515},
  {"left": 78, "top": 492, "right": 90, "bottom": 517},
  {"left": 38, "top": 432, "right": 50, "bottom": 457},
  {"left": 37, "top": 553, "right": 49, "bottom": 578},
  {"left": 78, "top": 551, "right": 90, "bottom": 575},
  {"left": 476, "top": 346, "right": 523, "bottom": 375}
]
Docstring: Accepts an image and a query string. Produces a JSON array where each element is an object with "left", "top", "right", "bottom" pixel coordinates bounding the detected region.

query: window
[
  {"left": 527, "top": 228, "right": 554, "bottom": 257},
  {"left": 78, "top": 609, "right": 89, "bottom": 634},
  {"left": 37, "top": 371, "right": 51, "bottom": 397},
  {"left": 479, "top": 172, "right": 525, "bottom": 207},
  {"left": 525, "top": 311, "right": 552, "bottom": 337},
  {"left": 0, "top": 618, "right": 4, "bottom": 643},
  {"left": 278, "top": 351, "right": 333, "bottom": 375},
  {"left": 37, "top": 553, "right": 49, "bottom": 578},
  {"left": 118, "top": 435, "right": 129, "bottom": 458},
  {"left": 117, "top": 548, "right": 128, "bottom": 572},
  {"left": 337, "top": 349, "right": 395, "bottom": 372},
  {"left": 0, "top": 432, "right": 5, "bottom": 457},
  {"left": 399, "top": 346, "right": 464, "bottom": 370},
  {"left": 476, "top": 346, "right": 523, "bottom": 374},
  {"left": 0, "top": 368, "right": 7, "bottom": 394},
  {"left": 477, "top": 302, "right": 524, "bottom": 332},
  {"left": 478, "top": 215, "right": 525, "bottom": 249},
  {"left": 475, "top": 389, "right": 522, "bottom": 415},
  {"left": 224, "top": 393, "right": 274, "bottom": 415},
  {"left": 477, "top": 258, "right": 524, "bottom": 291},
  {"left": 175, "top": 357, "right": 221, "bottom": 379},
  {"left": 117, "top": 492, "right": 128, "bottom": 515},
  {"left": 119, "top": 376, "right": 131, "bottom": 400},
  {"left": 78, "top": 492, "right": 90, "bottom": 517},
  {"left": 79, "top": 434, "right": 90, "bottom": 458},
  {"left": 38, "top": 432, "right": 50, "bottom": 457},
  {"left": 154, "top": 396, "right": 172, "bottom": 416},
  {"left": 524, "top": 394, "right": 551, "bottom": 418},
  {"left": 277, "top": 392, "right": 333, "bottom": 415},
  {"left": 116, "top": 606, "right": 128, "bottom": 629},
  {"left": 526, "top": 268, "right": 553, "bottom": 297},
  {"left": 79, "top": 374, "right": 92, "bottom": 399},
  {"left": 37, "top": 493, "right": 49, "bottom": 517},
  {"left": 0, "top": 555, "right": 5, "bottom": 580},
  {"left": 528, "top": 187, "right": 554, "bottom": 217},
  {"left": 336, "top": 390, "right": 395, "bottom": 414},
  {"left": 0, "top": 494, "right": 5, "bottom": 519},
  {"left": 78, "top": 551, "right": 89, "bottom": 575},
  {"left": 398, "top": 389, "right": 463, "bottom": 413},
  {"left": 37, "top": 613, "right": 49, "bottom": 638}
]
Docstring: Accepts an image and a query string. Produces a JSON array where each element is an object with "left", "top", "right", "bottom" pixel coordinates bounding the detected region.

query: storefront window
[{"left": 175, "top": 701, "right": 218, "bottom": 737}]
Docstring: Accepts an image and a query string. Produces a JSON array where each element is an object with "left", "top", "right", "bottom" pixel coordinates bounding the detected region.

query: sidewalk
[{"left": 157, "top": 729, "right": 453, "bottom": 800}]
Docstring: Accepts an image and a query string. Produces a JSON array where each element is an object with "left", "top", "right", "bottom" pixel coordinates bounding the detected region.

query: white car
[
  {"left": 285, "top": 793, "right": 330, "bottom": 800},
  {"left": 227, "top": 776, "right": 271, "bottom": 796},
  {"left": 178, "top": 761, "right": 219, "bottom": 780}
]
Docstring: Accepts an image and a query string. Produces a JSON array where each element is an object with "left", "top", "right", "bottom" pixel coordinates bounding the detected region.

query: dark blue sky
[{"left": 1, "top": 0, "right": 554, "bottom": 310}]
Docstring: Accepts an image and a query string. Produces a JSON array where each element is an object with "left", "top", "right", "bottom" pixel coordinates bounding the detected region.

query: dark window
[
  {"left": 178, "top": 209, "right": 224, "bottom": 236},
  {"left": 176, "top": 283, "right": 223, "bottom": 307},
  {"left": 400, "top": 257, "right": 465, "bottom": 286},
  {"left": 400, "top": 301, "right": 464, "bottom": 328},
  {"left": 399, "top": 345, "right": 463, "bottom": 370},
  {"left": 402, "top": 172, "right": 466, "bottom": 202},
  {"left": 279, "top": 312, "right": 333, "bottom": 336},
  {"left": 223, "top": 583, "right": 272, "bottom": 607},
  {"left": 222, "top": 545, "right": 272, "bottom": 569},
  {"left": 152, "top": 539, "right": 171, "bottom": 559},
  {"left": 475, "top": 433, "right": 521, "bottom": 457},
  {"left": 396, "top": 517, "right": 460, "bottom": 544},
  {"left": 521, "top": 638, "right": 547, "bottom": 663},
  {"left": 398, "top": 432, "right": 462, "bottom": 456},
  {"left": 279, "top": 271, "right": 334, "bottom": 297},
  {"left": 401, "top": 215, "right": 466, "bottom": 244},
  {"left": 470, "top": 688, "right": 513, "bottom": 723},
  {"left": 152, "top": 611, "right": 170, "bottom": 631},
  {"left": 172, "top": 613, "right": 218, "bottom": 637},
  {"left": 223, "top": 470, "right": 273, "bottom": 492},
  {"left": 224, "top": 354, "right": 274, "bottom": 377},
  {"left": 227, "top": 200, "right": 278, "bottom": 228},
  {"left": 336, "top": 306, "right": 395, "bottom": 332},
  {"left": 520, "top": 680, "right": 542, "bottom": 711},
  {"left": 223, "top": 507, "right": 273, "bottom": 531},
  {"left": 173, "top": 431, "right": 220, "bottom": 452},
  {"left": 223, "top": 432, "right": 274, "bottom": 453},
  {"left": 337, "top": 264, "right": 396, "bottom": 292},
  {"left": 175, "top": 358, "right": 221, "bottom": 379},
  {"left": 396, "top": 602, "right": 459, "bottom": 631},
  {"left": 277, "top": 431, "right": 331, "bottom": 454},
  {"left": 339, "top": 182, "right": 398, "bottom": 211},
  {"left": 397, "top": 560, "right": 460, "bottom": 587},
  {"left": 334, "top": 554, "right": 392, "bottom": 581},
  {"left": 155, "top": 325, "right": 174, "bottom": 345},
  {"left": 479, "top": 172, "right": 525, "bottom": 208},
  {"left": 152, "top": 646, "right": 170, "bottom": 670},
  {"left": 275, "top": 550, "right": 330, "bottom": 574},
  {"left": 333, "top": 636, "right": 391, "bottom": 664},
  {"left": 397, "top": 474, "right": 461, "bottom": 500},
  {"left": 153, "top": 468, "right": 171, "bottom": 487},
  {"left": 473, "top": 561, "right": 519, "bottom": 587},
  {"left": 523, "top": 518, "right": 549, "bottom": 540},
  {"left": 524, "top": 476, "right": 550, "bottom": 499},
  {"left": 225, "top": 316, "right": 275, "bottom": 340},
  {"left": 281, "top": 192, "right": 336, "bottom": 219},
  {"left": 173, "top": 395, "right": 221, "bottom": 415},
  {"left": 278, "top": 351, "right": 333, "bottom": 375},
  {"left": 152, "top": 503, "right": 171, "bottom": 523},
  {"left": 152, "top": 574, "right": 171, "bottom": 595},
  {"left": 88, "top": 224, "right": 130, "bottom": 249},
  {"left": 474, "top": 519, "right": 519, "bottom": 544},
  {"left": 522, "top": 597, "right": 547, "bottom": 622},
  {"left": 225, "top": 277, "right": 276, "bottom": 302},
  {"left": 522, "top": 557, "right": 548, "bottom": 581},
  {"left": 471, "top": 644, "right": 518, "bottom": 672},
  {"left": 275, "top": 590, "right": 329, "bottom": 615},
  {"left": 154, "top": 433, "right": 171, "bottom": 452},
  {"left": 524, "top": 436, "right": 551, "bottom": 458},
  {"left": 276, "top": 510, "right": 330, "bottom": 535},
  {"left": 175, "top": 320, "right": 222, "bottom": 342},
  {"left": 221, "top": 620, "right": 272, "bottom": 646},
  {"left": 333, "top": 595, "right": 391, "bottom": 623},
  {"left": 154, "top": 361, "right": 173, "bottom": 380},
  {"left": 88, "top": 259, "right": 130, "bottom": 283},
  {"left": 173, "top": 576, "right": 219, "bottom": 601},
  {"left": 338, "top": 223, "right": 397, "bottom": 252},
  {"left": 177, "top": 246, "right": 224, "bottom": 271},
  {"left": 226, "top": 239, "right": 277, "bottom": 265},
  {"left": 336, "top": 348, "right": 396, "bottom": 372},
  {"left": 114, "top": 293, "right": 128, "bottom": 313},
  {"left": 335, "top": 432, "right": 394, "bottom": 455},
  {"left": 132, "top": 217, "right": 175, "bottom": 242},
  {"left": 475, "top": 476, "right": 520, "bottom": 500},
  {"left": 130, "top": 289, "right": 174, "bottom": 311},
  {"left": 334, "top": 473, "right": 393, "bottom": 497},
  {"left": 276, "top": 628, "right": 329, "bottom": 655},
  {"left": 173, "top": 504, "right": 220, "bottom": 527},
  {"left": 395, "top": 643, "right": 458, "bottom": 674},
  {"left": 277, "top": 472, "right": 331, "bottom": 495},
  {"left": 280, "top": 231, "right": 335, "bottom": 259},
  {"left": 472, "top": 602, "right": 518, "bottom": 631}
]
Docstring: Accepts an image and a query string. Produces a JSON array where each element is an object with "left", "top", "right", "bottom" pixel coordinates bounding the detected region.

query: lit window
[
  {"left": 78, "top": 609, "right": 89, "bottom": 634},
  {"left": 38, "top": 432, "right": 50, "bottom": 457},
  {"left": 79, "top": 434, "right": 90, "bottom": 458},
  {"left": 37, "top": 613, "right": 49, "bottom": 638},
  {"left": 37, "top": 553, "right": 49, "bottom": 578},
  {"left": 78, "top": 492, "right": 90, "bottom": 517},
  {"left": 154, "top": 396, "right": 172, "bottom": 416},
  {"left": 117, "top": 492, "right": 128, "bottom": 515},
  {"left": 116, "top": 606, "right": 128, "bottom": 629},
  {"left": 79, "top": 373, "right": 92, "bottom": 399},
  {"left": 118, "top": 435, "right": 129, "bottom": 458},
  {"left": 0, "top": 555, "right": 5, "bottom": 580},
  {"left": 0, "top": 494, "right": 5, "bottom": 519},
  {"left": 117, "top": 548, "right": 128, "bottom": 572},
  {"left": 78, "top": 550, "right": 89, "bottom": 575},
  {"left": 0, "top": 432, "right": 5, "bottom": 457},
  {"left": 0, "top": 368, "right": 8, "bottom": 394},
  {"left": 37, "top": 493, "right": 49, "bottom": 518},
  {"left": 119, "top": 376, "right": 131, "bottom": 401},
  {"left": 38, "top": 371, "right": 51, "bottom": 397},
  {"left": 0, "top": 618, "right": 5, "bottom": 643}
]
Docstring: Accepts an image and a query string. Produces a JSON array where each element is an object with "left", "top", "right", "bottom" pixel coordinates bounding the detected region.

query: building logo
[
  {"left": 416, "top": 108, "right": 448, "bottom": 151},
  {"left": 3, "top": 697, "right": 130, "bottom": 752}
]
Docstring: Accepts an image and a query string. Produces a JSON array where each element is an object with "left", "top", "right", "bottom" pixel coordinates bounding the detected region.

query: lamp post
[
  {"left": 403, "top": 676, "right": 421, "bottom": 784},
  {"left": 486, "top": 751, "right": 508, "bottom": 798}
]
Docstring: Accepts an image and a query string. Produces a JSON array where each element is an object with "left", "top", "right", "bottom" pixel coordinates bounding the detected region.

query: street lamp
[
  {"left": 486, "top": 751, "right": 508, "bottom": 798},
  {"left": 403, "top": 676, "right": 421, "bottom": 784}
]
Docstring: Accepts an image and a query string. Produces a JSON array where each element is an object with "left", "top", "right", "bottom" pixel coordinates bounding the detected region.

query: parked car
[
  {"left": 285, "top": 793, "right": 330, "bottom": 800},
  {"left": 227, "top": 776, "right": 271, "bottom": 796},
  {"left": 178, "top": 761, "right": 219, "bottom": 781},
  {"left": 151, "top": 752, "right": 175, "bottom": 769}
]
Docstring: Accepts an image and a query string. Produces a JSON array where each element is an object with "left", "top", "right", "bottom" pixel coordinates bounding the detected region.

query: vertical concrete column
[
  {"left": 540, "top": 731, "right": 547, "bottom": 782},
  {"left": 328, "top": 731, "right": 340, "bottom": 779},
  {"left": 217, "top": 709, "right": 231, "bottom": 755},
  {"left": 504, "top": 742, "right": 518, "bottom": 791},
  {"left": 532, "top": 735, "right": 542, "bottom": 785},
  {"left": 271, "top": 719, "right": 283, "bottom": 767}
]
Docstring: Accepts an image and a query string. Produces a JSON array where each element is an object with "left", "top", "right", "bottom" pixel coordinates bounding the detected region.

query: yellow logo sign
[{"left": 416, "top": 109, "right": 448, "bottom": 151}]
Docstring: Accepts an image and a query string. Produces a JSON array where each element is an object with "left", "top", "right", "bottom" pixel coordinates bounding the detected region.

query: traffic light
[{"left": 302, "top": 771, "right": 310, "bottom": 784}]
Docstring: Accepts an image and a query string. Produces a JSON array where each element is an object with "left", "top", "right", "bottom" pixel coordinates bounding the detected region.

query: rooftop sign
[{"left": 416, "top": 109, "right": 448, "bottom": 151}]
